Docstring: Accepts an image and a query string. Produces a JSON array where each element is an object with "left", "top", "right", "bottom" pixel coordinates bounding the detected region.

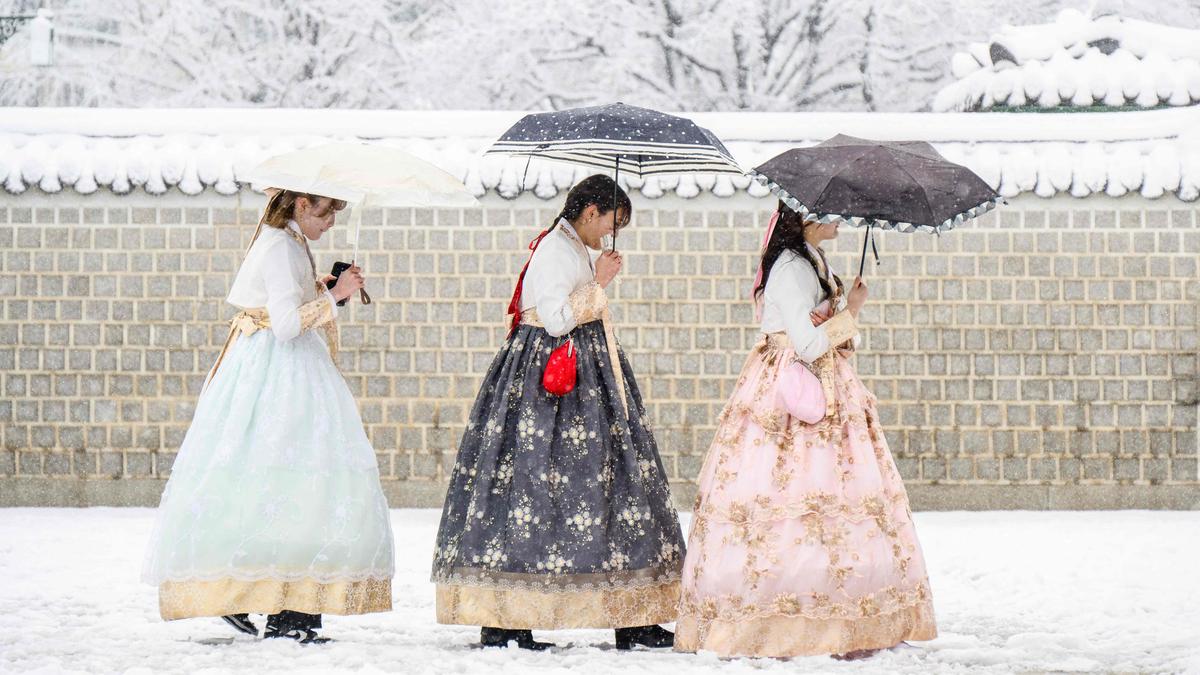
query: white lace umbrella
[{"left": 245, "top": 142, "right": 479, "bottom": 262}]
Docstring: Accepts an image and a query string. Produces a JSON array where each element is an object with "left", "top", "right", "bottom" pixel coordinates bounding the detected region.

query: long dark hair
[
  {"left": 753, "top": 201, "right": 842, "bottom": 303},
  {"left": 550, "top": 174, "right": 632, "bottom": 234},
  {"left": 506, "top": 174, "right": 633, "bottom": 333}
]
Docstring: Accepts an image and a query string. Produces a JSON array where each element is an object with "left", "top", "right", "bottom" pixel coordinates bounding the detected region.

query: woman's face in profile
[{"left": 294, "top": 197, "right": 346, "bottom": 241}]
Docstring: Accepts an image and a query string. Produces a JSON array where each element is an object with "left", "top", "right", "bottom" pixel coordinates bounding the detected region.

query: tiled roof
[
  {"left": 934, "top": 10, "right": 1200, "bottom": 112},
  {"left": 2, "top": 106, "right": 1196, "bottom": 201}
]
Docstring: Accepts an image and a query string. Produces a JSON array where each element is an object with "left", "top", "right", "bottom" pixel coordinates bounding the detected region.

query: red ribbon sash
[{"left": 506, "top": 225, "right": 555, "bottom": 336}]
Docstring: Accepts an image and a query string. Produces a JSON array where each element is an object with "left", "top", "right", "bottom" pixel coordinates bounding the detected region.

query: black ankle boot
[
  {"left": 264, "top": 610, "right": 330, "bottom": 644},
  {"left": 615, "top": 625, "right": 674, "bottom": 650},
  {"left": 220, "top": 613, "right": 258, "bottom": 637},
  {"left": 480, "top": 627, "right": 555, "bottom": 650}
]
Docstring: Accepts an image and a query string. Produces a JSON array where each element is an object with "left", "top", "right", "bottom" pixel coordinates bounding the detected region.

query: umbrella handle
[
  {"left": 350, "top": 201, "right": 363, "bottom": 265},
  {"left": 857, "top": 224, "right": 881, "bottom": 278},
  {"left": 520, "top": 154, "right": 533, "bottom": 192},
  {"left": 349, "top": 198, "right": 370, "bottom": 305},
  {"left": 610, "top": 157, "right": 620, "bottom": 253},
  {"left": 858, "top": 225, "right": 869, "bottom": 278}
]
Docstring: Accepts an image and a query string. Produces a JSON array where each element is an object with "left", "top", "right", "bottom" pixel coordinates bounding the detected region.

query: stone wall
[{"left": 1, "top": 191, "right": 1197, "bottom": 509}]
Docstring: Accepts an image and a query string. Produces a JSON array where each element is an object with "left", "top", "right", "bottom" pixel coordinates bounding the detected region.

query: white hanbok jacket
[
  {"left": 226, "top": 220, "right": 341, "bottom": 342},
  {"left": 519, "top": 218, "right": 606, "bottom": 338},
  {"left": 760, "top": 244, "right": 859, "bottom": 363}
]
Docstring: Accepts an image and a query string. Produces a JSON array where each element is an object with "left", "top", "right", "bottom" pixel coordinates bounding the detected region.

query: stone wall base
[{"left": 3, "top": 478, "right": 1198, "bottom": 511}]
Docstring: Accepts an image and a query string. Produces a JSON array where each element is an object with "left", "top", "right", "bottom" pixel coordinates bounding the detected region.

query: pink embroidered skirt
[{"left": 675, "top": 334, "right": 937, "bottom": 657}]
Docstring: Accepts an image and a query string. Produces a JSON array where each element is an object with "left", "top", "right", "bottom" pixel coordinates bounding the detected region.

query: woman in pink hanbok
[{"left": 675, "top": 203, "right": 937, "bottom": 659}]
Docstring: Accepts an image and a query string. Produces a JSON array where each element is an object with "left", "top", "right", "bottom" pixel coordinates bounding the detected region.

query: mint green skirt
[{"left": 141, "top": 329, "right": 393, "bottom": 617}]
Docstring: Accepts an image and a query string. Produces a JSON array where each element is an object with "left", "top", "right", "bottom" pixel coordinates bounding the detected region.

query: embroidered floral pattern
[
  {"left": 676, "top": 336, "right": 936, "bottom": 657},
  {"left": 567, "top": 282, "right": 608, "bottom": 325},
  {"left": 298, "top": 295, "right": 334, "bottom": 332},
  {"left": 432, "top": 320, "right": 684, "bottom": 628},
  {"left": 821, "top": 309, "right": 859, "bottom": 348}
]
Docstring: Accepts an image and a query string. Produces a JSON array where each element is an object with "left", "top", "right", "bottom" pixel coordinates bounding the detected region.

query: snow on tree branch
[{"left": 0, "top": 0, "right": 1196, "bottom": 111}]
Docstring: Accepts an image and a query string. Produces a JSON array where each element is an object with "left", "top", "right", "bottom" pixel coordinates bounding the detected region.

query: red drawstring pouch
[{"left": 543, "top": 338, "right": 577, "bottom": 396}]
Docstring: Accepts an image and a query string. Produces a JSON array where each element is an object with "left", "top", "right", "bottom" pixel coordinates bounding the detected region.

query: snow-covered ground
[{"left": 0, "top": 508, "right": 1197, "bottom": 674}]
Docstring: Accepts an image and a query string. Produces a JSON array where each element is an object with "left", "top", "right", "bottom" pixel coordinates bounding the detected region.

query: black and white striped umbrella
[{"left": 486, "top": 102, "right": 742, "bottom": 178}]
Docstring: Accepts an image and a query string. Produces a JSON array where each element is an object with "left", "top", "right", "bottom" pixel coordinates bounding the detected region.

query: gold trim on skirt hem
[
  {"left": 158, "top": 577, "right": 392, "bottom": 620},
  {"left": 673, "top": 600, "right": 937, "bottom": 658},
  {"left": 435, "top": 581, "right": 680, "bottom": 630}
]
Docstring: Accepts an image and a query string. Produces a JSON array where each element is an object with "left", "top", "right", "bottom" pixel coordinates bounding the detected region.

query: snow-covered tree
[
  {"left": 1, "top": 0, "right": 1198, "bottom": 111},
  {"left": 614, "top": 0, "right": 864, "bottom": 111},
  {"left": 396, "top": 0, "right": 623, "bottom": 110},
  {"left": 853, "top": 1, "right": 949, "bottom": 111},
  {"left": 0, "top": 0, "right": 437, "bottom": 107}
]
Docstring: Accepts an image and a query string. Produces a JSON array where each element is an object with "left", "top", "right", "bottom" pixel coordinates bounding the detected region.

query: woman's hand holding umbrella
[
  {"left": 595, "top": 251, "right": 623, "bottom": 289},
  {"left": 846, "top": 277, "right": 868, "bottom": 318}
]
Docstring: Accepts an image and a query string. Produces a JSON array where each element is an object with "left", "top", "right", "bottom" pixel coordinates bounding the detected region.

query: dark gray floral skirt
[{"left": 432, "top": 320, "right": 684, "bottom": 629}]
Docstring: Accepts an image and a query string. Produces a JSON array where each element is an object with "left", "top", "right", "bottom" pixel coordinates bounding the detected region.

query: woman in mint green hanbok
[{"left": 142, "top": 191, "right": 394, "bottom": 643}]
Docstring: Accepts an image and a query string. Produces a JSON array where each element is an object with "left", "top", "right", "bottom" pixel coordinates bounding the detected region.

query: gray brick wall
[{"left": 1, "top": 192, "right": 1197, "bottom": 509}]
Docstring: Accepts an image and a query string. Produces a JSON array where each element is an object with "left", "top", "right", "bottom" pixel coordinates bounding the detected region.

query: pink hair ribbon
[{"left": 751, "top": 208, "right": 781, "bottom": 321}]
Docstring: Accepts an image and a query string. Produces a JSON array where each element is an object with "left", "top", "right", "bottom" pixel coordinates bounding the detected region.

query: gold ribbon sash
[
  {"left": 205, "top": 308, "right": 269, "bottom": 392},
  {"left": 203, "top": 285, "right": 339, "bottom": 393},
  {"left": 204, "top": 219, "right": 340, "bottom": 393}
]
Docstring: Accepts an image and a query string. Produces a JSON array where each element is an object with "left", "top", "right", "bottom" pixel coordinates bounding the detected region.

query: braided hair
[{"left": 753, "top": 201, "right": 843, "bottom": 304}]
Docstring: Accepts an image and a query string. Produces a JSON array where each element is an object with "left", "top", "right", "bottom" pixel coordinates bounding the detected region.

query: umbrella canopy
[
  {"left": 246, "top": 142, "right": 479, "bottom": 209},
  {"left": 486, "top": 102, "right": 742, "bottom": 177},
  {"left": 749, "top": 134, "right": 1000, "bottom": 234},
  {"left": 245, "top": 142, "right": 479, "bottom": 262}
]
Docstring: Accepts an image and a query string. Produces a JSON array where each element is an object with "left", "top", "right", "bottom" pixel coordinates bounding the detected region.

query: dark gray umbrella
[{"left": 749, "top": 135, "right": 1001, "bottom": 275}]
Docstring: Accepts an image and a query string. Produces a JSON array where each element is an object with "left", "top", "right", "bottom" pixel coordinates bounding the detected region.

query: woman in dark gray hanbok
[{"left": 432, "top": 175, "right": 683, "bottom": 651}]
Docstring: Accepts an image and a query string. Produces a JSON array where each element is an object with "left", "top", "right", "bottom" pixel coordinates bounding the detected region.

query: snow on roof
[
  {"left": 1, "top": 106, "right": 1198, "bottom": 202},
  {"left": 934, "top": 10, "right": 1200, "bottom": 112}
]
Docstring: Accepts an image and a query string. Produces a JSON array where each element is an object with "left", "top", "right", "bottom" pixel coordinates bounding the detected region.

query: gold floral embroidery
[
  {"left": 436, "top": 581, "right": 679, "bottom": 630},
  {"left": 299, "top": 295, "right": 335, "bottom": 332},
  {"left": 677, "top": 582, "right": 932, "bottom": 623},
  {"left": 694, "top": 491, "right": 909, "bottom": 529},
  {"left": 434, "top": 562, "right": 679, "bottom": 593},
  {"left": 675, "top": 601, "right": 937, "bottom": 658},
  {"left": 567, "top": 281, "right": 607, "bottom": 324},
  {"left": 159, "top": 577, "right": 391, "bottom": 620},
  {"left": 821, "top": 309, "right": 858, "bottom": 349}
]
